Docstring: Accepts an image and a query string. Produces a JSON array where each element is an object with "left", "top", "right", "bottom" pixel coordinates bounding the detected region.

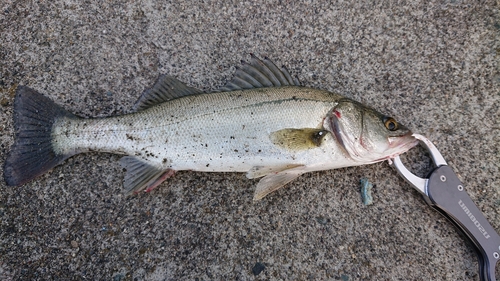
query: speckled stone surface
[{"left": 0, "top": 1, "right": 498, "bottom": 280}]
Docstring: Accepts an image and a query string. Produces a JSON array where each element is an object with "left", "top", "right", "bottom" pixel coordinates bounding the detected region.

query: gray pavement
[{"left": 1, "top": 1, "right": 499, "bottom": 280}]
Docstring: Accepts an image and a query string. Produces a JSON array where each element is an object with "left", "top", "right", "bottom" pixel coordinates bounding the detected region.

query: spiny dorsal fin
[
  {"left": 217, "top": 54, "right": 300, "bottom": 92},
  {"left": 134, "top": 75, "right": 203, "bottom": 111}
]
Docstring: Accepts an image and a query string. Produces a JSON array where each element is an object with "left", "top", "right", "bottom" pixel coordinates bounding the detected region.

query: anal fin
[
  {"left": 119, "top": 156, "right": 174, "bottom": 195},
  {"left": 144, "top": 170, "right": 176, "bottom": 193},
  {"left": 246, "top": 164, "right": 303, "bottom": 179},
  {"left": 253, "top": 166, "right": 305, "bottom": 201}
]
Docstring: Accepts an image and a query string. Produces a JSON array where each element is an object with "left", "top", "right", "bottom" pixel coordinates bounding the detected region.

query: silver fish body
[
  {"left": 4, "top": 56, "right": 417, "bottom": 200},
  {"left": 54, "top": 87, "right": 344, "bottom": 173}
]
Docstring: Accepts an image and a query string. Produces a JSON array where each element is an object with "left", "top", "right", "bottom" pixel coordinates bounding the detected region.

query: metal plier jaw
[{"left": 392, "top": 134, "right": 500, "bottom": 281}]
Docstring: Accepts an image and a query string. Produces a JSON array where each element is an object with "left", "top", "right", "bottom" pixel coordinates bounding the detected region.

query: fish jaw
[
  {"left": 388, "top": 132, "right": 419, "bottom": 154},
  {"left": 374, "top": 132, "right": 419, "bottom": 162}
]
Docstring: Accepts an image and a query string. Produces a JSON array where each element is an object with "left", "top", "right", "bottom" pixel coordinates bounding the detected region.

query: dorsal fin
[
  {"left": 134, "top": 75, "right": 203, "bottom": 111},
  {"left": 217, "top": 54, "right": 300, "bottom": 92}
]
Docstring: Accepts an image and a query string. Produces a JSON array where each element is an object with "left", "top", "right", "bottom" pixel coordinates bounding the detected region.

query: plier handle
[{"left": 393, "top": 134, "right": 500, "bottom": 281}]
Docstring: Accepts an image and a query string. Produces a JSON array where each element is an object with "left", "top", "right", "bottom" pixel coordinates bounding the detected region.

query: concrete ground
[{"left": 1, "top": 0, "right": 498, "bottom": 280}]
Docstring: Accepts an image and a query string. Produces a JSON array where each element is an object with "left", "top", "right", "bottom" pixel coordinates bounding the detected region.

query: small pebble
[
  {"left": 252, "top": 262, "right": 265, "bottom": 275},
  {"left": 360, "top": 178, "right": 374, "bottom": 205},
  {"left": 71, "top": 240, "right": 78, "bottom": 248},
  {"left": 315, "top": 216, "right": 329, "bottom": 225}
]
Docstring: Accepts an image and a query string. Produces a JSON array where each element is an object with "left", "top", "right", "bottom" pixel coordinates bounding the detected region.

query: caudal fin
[{"left": 3, "top": 86, "right": 77, "bottom": 186}]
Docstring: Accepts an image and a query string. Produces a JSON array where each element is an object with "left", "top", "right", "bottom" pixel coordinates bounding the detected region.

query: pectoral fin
[
  {"left": 253, "top": 167, "right": 305, "bottom": 201},
  {"left": 270, "top": 128, "right": 329, "bottom": 150},
  {"left": 119, "top": 156, "right": 175, "bottom": 195}
]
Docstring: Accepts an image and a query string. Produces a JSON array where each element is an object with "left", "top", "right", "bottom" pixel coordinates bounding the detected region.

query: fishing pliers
[{"left": 392, "top": 134, "right": 500, "bottom": 281}]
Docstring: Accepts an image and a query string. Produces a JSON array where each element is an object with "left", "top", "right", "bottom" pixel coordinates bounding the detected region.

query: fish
[{"left": 3, "top": 55, "right": 418, "bottom": 200}]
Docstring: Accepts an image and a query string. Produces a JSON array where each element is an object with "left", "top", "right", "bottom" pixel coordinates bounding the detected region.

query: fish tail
[{"left": 4, "top": 86, "right": 77, "bottom": 186}]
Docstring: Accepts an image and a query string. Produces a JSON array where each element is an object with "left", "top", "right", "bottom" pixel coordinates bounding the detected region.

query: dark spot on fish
[
  {"left": 126, "top": 134, "right": 134, "bottom": 141},
  {"left": 165, "top": 138, "right": 168, "bottom": 144},
  {"left": 311, "top": 130, "right": 328, "bottom": 146},
  {"left": 258, "top": 149, "right": 262, "bottom": 153},
  {"left": 234, "top": 149, "right": 239, "bottom": 152},
  {"left": 162, "top": 158, "right": 167, "bottom": 163},
  {"left": 206, "top": 164, "right": 209, "bottom": 167},
  {"left": 292, "top": 96, "right": 297, "bottom": 100},
  {"left": 230, "top": 136, "right": 235, "bottom": 139}
]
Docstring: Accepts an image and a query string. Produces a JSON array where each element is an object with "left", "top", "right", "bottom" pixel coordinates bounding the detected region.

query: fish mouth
[
  {"left": 368, "top": 132, "right": 418, "bottom": 163},
  {"left": 383, "top": 131, "right": 419, "bottom": 159},
  {"left": 388, "top": 131, "right": 418, "bottom": 151}
]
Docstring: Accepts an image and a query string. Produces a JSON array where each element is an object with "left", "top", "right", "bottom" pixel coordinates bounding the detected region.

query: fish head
[{"left": 327, "top": 98, "right": 418, "bottom": 163}]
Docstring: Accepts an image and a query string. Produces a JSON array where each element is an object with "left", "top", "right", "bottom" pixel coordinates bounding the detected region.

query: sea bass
[{"left": 3, "top": 56, "right": 417, "bottom": 200}]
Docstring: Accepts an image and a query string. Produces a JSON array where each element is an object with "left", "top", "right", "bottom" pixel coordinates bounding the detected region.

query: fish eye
[{"left": 384, "top": 117, "right": 398, "bottom": 131}]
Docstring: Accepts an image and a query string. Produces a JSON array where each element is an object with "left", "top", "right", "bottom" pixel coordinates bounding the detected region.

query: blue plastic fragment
[{"left": 360, "top": 178, "right": 374, "bottom": 205}]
